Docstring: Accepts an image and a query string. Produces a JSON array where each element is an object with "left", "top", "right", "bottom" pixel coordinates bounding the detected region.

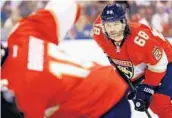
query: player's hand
[
  {"left": 127, "top": 90, "right": 136, "bottom": 100},
  {"left": 133, "top": 84, "right": 154, "bottom": 111}
]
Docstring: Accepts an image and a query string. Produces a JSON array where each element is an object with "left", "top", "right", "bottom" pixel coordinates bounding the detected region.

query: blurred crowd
[{"left": 1, "top": 0, "right": 172, "bottom": 41}]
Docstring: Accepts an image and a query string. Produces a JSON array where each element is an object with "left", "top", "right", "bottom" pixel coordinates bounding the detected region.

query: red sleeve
[
  {"left": 21, "top": 93, "right": 46, "bottom": 118},
  {"left": 131, "top": 29, "right": 168, "bottom": 86},
  {"left": 144, "top": 69, "right": 166, "bottom": 86},
  {"left": 10, "top": 10, "right": 58, "bottom": 44},
  {"left": 143, "top": 38, "right": 167, "bottom": 86}
]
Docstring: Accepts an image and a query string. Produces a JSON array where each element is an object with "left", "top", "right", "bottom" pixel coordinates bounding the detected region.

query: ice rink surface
[{"left": 129, "top": 100, "right": 158, "bottom": 118}]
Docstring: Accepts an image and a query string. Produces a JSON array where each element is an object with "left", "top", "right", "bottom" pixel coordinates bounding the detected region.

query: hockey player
[
  {"left": 93, "top": 4, "right": 172, "bottom": 118},
  {"left": 1, "top": 1, "right": 131, "bottom": 118}
]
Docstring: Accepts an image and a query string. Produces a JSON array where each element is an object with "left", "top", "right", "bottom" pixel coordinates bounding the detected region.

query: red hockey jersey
[
  {"left": 2, "top": 7, "right": 127, "bottom": 118},
  {"left": 93, "top": 16, "right": 172, "bottom": 87}
]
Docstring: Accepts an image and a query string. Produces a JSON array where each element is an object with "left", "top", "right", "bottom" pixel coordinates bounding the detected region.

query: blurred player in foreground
[
  {"left": 93, "top": 3, "right": 172, "bottom": 118},
  {"left": 1, "top": 1, "right": 132, "bottom": 118}
]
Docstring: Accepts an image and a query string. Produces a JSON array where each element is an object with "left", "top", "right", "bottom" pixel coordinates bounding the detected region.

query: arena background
[{"left": 1, "top": 0, "right": 172, "bottom": 118}]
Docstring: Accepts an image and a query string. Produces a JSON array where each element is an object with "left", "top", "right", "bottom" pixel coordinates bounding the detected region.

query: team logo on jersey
[
  {"left": 112, "top": 59, "right": 134, "bottom": 79},
  {"left": 152, "top": 46, "right": 162, "bottom": 61}
]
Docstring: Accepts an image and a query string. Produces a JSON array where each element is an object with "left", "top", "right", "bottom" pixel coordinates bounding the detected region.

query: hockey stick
[{"left": 114, "top": 65, "right": 152, "bottom": 118}]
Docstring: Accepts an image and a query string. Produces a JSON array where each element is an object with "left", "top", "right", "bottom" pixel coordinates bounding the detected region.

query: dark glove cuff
[{"left": 137, "top": 84, "right": 154, "bottom": 95}]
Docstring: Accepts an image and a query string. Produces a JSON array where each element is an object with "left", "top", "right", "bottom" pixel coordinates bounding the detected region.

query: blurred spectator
[
  {"left": 36, "top": 1, "right": 48, "bottom": 10},
  {"left": 160, "top": 1, "right": 171, "bottom": 13},
  {"left": 138, "top": 6, "right": 151, "bottom": 27},
  {"left": 18, "top": 1, "right": 37, "bottom": 17},
  {"left": 130, "top": 13, "right": 140, "bottom": 23},
  {"left": 82, "top": 4, "right": 96, "bottom": 38},
  {"left": 1, "top": 0, "right": 172, "bottom": 39},
  {"left": 168, "top": 12, "right": 172, "bottom": 37},
  {"left": 65, "top": 26, "right": 86, "bottom": 40},
  {"left": 127, "top": 1, "right": 138, "bottom": 21},
  {"left": 84, "top": 4, "right": 97, "bottom": 22},
  {"left": 151, "top": 2, "right": 169, "bottom": 35},
  {"left": 66, "top": 15, "right": 92, "bottom": 39},
  {"left": 135, "top": 0, "right": 151, "bottom": 7},
  {"left": 149, "top": 1, "right": 157, "bottom": 14},
  {"left": 4, "top": 7, "right": 21, "bottom": 34},
  {"left": 1, "top": 1, "right": 12, "bottom": 27},
  {"left": 92, "top": 1, "right": 111, "bottom": 17}
]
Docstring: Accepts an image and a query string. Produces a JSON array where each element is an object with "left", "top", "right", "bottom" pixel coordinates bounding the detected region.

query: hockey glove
[
  {"left": 134, "top": 84, "right": 154, "bottom": 111},
  {"left": 127, "top": 90, "right": 136, "bottom": 100}
]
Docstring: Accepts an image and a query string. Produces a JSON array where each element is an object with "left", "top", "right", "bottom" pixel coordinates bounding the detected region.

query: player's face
[{"left": 104, "top": 21, "right": 125, "bottom": 42}]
